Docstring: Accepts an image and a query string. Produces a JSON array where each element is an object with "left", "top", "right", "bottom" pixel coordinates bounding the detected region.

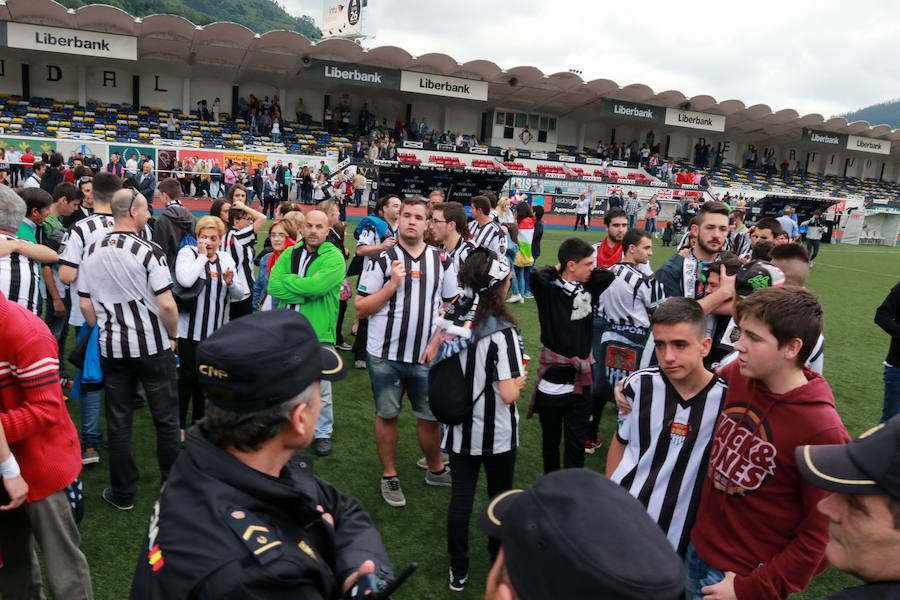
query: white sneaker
[{"left": 506, "top": 294, "right": 524, "bottom": 304}]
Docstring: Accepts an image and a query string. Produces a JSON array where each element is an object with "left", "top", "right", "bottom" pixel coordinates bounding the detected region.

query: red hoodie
[{"left": 690, "top": 361, "right": 849, "bottom": 600}]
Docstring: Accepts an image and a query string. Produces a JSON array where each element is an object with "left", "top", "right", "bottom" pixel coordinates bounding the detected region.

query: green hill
[
  {"left": 57, "top": 0, "right": 322, "bottom": 39},
  {"left": 838, "top": 99, "right": 900, "bottom": 129}
]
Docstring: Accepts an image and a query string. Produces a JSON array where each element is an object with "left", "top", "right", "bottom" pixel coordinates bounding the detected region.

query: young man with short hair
[
  {"left": 355, "top": 197, "right": 458, "bottom": 506},
  {"left": 469, "top": 195, "right": 505, "bottom": 255},
  {"left": 750, "top": 217, "right": 782, "bottom": 247},
  {"left": 591, "top": 207, "right": 628, "bottom": 269},
  {"left": 588, "top": 229, "right": 666, "bottom": 452},
  {"left": 352, "top": 195, "right": 400, "bottom": 369},
  {"left": 607, "top": 297, "right": 727, "bottom": 555},
  {"left": 430, "top": 201, "right": 475, "bottom": 294},
  {"left": 686, "top": 286, "right": 850, "bottom": 600},
  {"left": 529, "top": 238, "right": 614, "bottom": 472},
  {"left": 655, "top": 201, "right": 733, "bottom": 316},
  {"left": 153, "top": 178, "right": 197, "bottom": 267}
]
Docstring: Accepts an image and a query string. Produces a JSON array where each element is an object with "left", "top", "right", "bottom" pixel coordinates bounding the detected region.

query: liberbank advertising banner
[
  {"left": 303, "top": 60, "right": 401, "bottom": 89},
  {"left": 598, "top": 99, "right": 724, "bottom": 131},
  {"left": 303, "top": 60, "right": 488, "bottom": 101},
  {"left": 803, "top": 128, "right": 891, "bottom": 155},
  {"left": 0, "top": 22, "right": 137, "bottom": 61}
]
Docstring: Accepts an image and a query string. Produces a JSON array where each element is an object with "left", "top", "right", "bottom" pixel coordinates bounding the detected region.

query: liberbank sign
[
  {"left": 303, "top": 60, "right": 488, "bottom": 101},
  {"left": 803, "top": 128, "right": 891, "bottom": 155},
  {"left": 598, "top": 99, "right": 725, "bottom": 132},
  {"left": 0, "top": 22, "right": 137, "bottom": 60}
]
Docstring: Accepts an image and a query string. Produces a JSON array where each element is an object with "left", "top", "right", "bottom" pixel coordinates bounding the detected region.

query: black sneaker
[
  {"left": 314, "top": 438, "right": 332, "bottom": 456},
  {"left": 101, "top": 487, "right": 134, "bottom": 511},
  {"left": 449, "top": 568, "right": 468, "bottom": 592}
]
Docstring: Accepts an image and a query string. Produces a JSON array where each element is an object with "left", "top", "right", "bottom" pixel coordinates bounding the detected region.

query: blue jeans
[
  {"left": 645, "top": 218, "right": 657, "bottom": 234},
  {"left": 514, "top": 265, "right": 532, "bottom": 295},
  {"left": 44, "top": 293, "right": 70, "bottom": 377},
  {"left": 882, "top": 365, "right": 900, "bottom": 423},
  {"left": 314, "top": 358, "right": 334, "bottom": 439},
  {"left": 505, "top": 247, "right": 519, "bottom": 295},
  {"left": 367, "top": 353, "right": 435, "bottom": 420},
  {"left": 354, "top": 188, "right": 364, "bottom": 207},
  {"left": 684, "top": 542, "right": 725, "bottom": 600},
  {"left": 628, "top": 214, "right": 637, "bottom": 228},
  {"left": 272, "top": 132, "right": 280, "bottom": 143}
]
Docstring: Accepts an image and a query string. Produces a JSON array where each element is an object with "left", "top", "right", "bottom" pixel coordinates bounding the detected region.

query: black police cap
[
  {"left": 197, "top": 309, "right": 345, "bottom": 412},
  {"left": 797, "top": 415, "right": 900, "bottom": 500},
  {"left": 478, "top": 469, "right": 685, "bottom": 600}
]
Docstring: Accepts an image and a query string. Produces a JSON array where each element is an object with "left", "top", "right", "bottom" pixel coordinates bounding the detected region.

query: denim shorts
[{"left": 366, "top": 353, "right": 435, "bottom": 421}]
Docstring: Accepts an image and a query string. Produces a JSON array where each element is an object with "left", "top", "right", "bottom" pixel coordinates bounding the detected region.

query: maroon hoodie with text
[{"left": 689, "top": 361, "right": 850, "bottom": 600}]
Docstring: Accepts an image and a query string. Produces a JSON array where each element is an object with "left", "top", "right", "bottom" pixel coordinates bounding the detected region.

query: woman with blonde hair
[
  {"left": 222, "top": 183, "right": 267, "bottom": 318},
  {"left": 174, "top": 215, "right": 248, "bottom": 429},
  {"left": 497, "top": 196, "right": 515, "bottom": 225}
]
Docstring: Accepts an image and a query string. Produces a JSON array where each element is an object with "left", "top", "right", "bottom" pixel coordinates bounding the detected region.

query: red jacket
[
  {"left": 0, "top": 292, "right": 81, "bottom": 502},
  {"left": 690, "top": 361, "right": 849, "bottom": 600}
]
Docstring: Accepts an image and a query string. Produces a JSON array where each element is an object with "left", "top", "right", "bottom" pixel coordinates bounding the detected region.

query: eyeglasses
[
  {"left": 128, "top": 188, "right": 138, "bottom": 213},
  {"left": 430, "top": 219, "right": 448, "bottom": 225}
]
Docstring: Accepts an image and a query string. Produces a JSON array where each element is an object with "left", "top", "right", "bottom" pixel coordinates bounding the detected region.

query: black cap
[
  {"left": 735, "top": 259, "right": 785, "bottom": 298},
  {"left": 197, "top": 309, "right": 345, "bottom": 412},
  {"left": 478, "top": 469, "right": 685, "bottom": 600},
  {"left": 796, "top": 416, "right": 900, "bottom": 500}
]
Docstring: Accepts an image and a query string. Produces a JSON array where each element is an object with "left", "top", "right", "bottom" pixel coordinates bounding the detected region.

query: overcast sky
[{"left": 279, "top": 0, "right": 900, "bottom": 119}]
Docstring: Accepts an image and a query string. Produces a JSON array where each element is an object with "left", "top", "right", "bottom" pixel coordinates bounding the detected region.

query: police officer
[
  {"left": 131, "top": 309, "right": 393, "bottom": 599},
  {"left": 478, "top": 468, "right": 686, "bottom": 599},
  {"left": 796, "top": 416, "right": 900, "bottom": 599}
]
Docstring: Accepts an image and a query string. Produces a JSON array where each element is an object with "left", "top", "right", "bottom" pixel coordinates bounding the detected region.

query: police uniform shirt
[
  {"left": 175, "top": 247, "right": 247, "bottom": 341},
  {"left": 130, "top": 428, "right": 393, "bottom": 600},
  {"left": 443, "top": 327, "right": 524, "bottom": 456},
  {"left": 357, "top": 244, "right": 457, "bottom": 363},
  {"left": 79, "top": 232, "right": 173, "bottom": 359},
  {"left": 220, "top": 224, "right": 256, "bottom": 302},
  {"left": 0, "top": 232, "right": 41, "bottom": 314},
  {"left": 612, "top": 367, "right": 727, "bottom": 555}
]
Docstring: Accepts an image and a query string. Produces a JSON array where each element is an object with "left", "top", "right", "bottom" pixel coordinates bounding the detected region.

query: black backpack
[{"left": 428, "top": 338, "right": 496, "bottom": 425}]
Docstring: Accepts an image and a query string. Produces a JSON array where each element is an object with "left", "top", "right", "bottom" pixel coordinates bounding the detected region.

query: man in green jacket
[{"left": 268, "top": 210, "right": 345, "bottom": 456}]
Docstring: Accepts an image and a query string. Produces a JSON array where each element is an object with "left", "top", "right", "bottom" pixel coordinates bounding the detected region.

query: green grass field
[{"left": 63, "top": 228, "right": 900, "bottom": 599}]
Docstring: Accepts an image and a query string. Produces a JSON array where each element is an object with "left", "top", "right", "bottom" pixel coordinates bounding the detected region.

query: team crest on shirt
[
  {"left": 669, "top": 421, "right": 690, "bottom": 446},
  {"left": 707, "top": 405, "right": 777, "bottom": 495},
  {"left": 410, "top": 270, "right": 421, "bottom": 279}
]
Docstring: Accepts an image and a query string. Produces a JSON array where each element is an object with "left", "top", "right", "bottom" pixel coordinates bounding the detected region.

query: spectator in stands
[
  {"left": 324, "top": 106, "right": 334, "bottom": 132},
  {"left": 357, "top": 103, "right": 371, "bottom": 135},
  {"left": 136, "top": 161, "right": 157, "bottom": 201},
  {"left": 271, "top": 117, "right": 281, "bottom": 144},
  {"left": 212, "top": 98, "right": 220, "bottom": 124},
  {"left": 0, "top": 285, "right": 93, "bottom": 599},
  {"left": 165, "top": 113, "right": 178, "bottom": 139},
  {"left": 249, "top": 108, "right": 259, "bottom": 136}
]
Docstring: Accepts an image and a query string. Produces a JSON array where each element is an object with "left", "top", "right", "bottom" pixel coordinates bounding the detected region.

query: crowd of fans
[{"left": 0, "top": 152, "right": 898, "bottom": 600}]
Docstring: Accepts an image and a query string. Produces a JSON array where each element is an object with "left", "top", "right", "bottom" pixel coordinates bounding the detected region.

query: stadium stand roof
[{"left": 1, "top": 0, "right": 899, "bottom": 150}]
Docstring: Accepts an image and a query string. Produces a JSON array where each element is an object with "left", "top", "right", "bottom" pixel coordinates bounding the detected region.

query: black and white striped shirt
[
  {"left": 175, "top": 247, "right": 247, "bottom": 341},
  {"left": 220, "top": 224, "right": 256, "bottom": 301},
  {"left": 79, "top": 232, "right": 174, "bottom": 358},
  {"left": 470, "top": 219, "right": 506, "bottom": 255},
  {"left": 725, "top": 229, "right": 751, "bottom": 259},
  {"left": 0, "top": 232, "right": 41, "bottom": 314},
  {"left": 59, "top": 213, "right": 116, "bottom": 326},
  {"left": 611, "top": 367, "right": 727, "bottom": 555},
  {"left": 358, "top": 244, "right": 457, "bottom": 363},
  {"left": 443, "top": 327, "right": 524, "bottom": 455},
  {"left": 599, "top": 262, "right": 666, "bottom": 330}
]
